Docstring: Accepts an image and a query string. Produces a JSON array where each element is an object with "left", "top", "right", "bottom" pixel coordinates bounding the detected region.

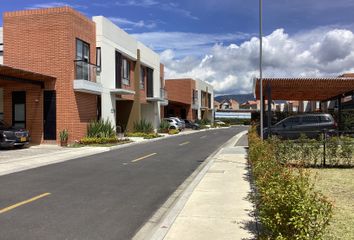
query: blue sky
[{"left": 2, "top": 1, "right": 354, "bottom": 94}]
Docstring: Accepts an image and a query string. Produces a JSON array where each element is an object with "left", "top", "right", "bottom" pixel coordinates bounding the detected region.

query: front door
[
  {"left": 43, "top": 91, "right": 56, "bottom": 140},
  {"left": 12, "top": 91, "right": 26, "bottom": 128}
]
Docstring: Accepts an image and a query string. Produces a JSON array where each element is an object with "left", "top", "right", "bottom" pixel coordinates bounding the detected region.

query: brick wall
[
  {"left": 3, "top": 7, "right": 97, "bottom": 143},
  {"left": 165, "top": 79, "right": 195, "bottom": 105},
  {"left": 1, "top": 79, "right": 43, "bottom": 144}
]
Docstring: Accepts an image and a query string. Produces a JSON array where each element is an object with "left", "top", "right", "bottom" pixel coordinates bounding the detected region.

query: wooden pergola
[{"left": 253, "top": 76, "right": 354, "bottom": 129}]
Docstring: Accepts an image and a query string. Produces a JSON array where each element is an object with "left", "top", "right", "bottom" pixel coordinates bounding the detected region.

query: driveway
[{"left": 0, "top": 145, "right": 67, "bottom": 162}]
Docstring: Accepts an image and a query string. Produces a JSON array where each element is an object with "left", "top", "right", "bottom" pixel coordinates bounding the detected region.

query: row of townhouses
[{"left": 0, "top": 7, "right": 214, "bottom": 144}]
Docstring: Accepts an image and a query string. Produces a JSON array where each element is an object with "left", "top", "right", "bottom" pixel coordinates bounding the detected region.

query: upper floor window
[
  {"left": 140, "top": 66, "right": 145, "bottom": 89},
  {"left": 76, "top": 39, "right": 90, "bottom": 62},
  {"left": 96, "top": 47, "right": 101, "bottom": 70},
  {"left": 122, "top": 58, "right": 130, "bottom": 86}
]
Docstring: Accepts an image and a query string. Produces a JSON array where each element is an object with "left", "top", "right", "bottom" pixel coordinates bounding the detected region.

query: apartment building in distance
[
  {"left": 0, "top": 7, "right": 166, "bottom": 144},
  {"left": 165, "top": 78, "right": 214, "bottom": 121}
]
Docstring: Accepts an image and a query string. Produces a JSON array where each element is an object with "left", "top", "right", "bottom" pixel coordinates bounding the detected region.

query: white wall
[
  {"left": 138, "top": 42, "right": 161, "bottom": 98},
  {"left": 141, "top": 103, "right": 159, "bottom": 130},
  {"left": 196, "top": 79, "right": 214, "bottom": 120},
  {"left": 93, "top": 16, "right": 162, "bottom": 130}
]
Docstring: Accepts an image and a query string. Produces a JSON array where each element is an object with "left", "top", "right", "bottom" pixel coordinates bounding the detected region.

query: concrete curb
[{"left": 133, "top": 130, "right": 248, "bottom": 240}]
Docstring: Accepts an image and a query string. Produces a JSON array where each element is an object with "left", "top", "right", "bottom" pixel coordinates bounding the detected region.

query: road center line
[
  {"left": 200, "top": 135, "right": 207, "bottom": 139},
  {"left": 131, "top": 153, "right": 157, "bottom": 163},
  {"left": 0, "top": 193, "right": 51, "bottom": 215},
  {"left": 179, "top": 141, "right": 190, "bottom": 146}
]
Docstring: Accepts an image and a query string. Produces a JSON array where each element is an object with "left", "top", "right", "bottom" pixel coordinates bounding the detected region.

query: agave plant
[
  {"left": 159, "top": 120, "right": 170, "bottom": 133},
  {"left": 87, "top": 119, "right": 115, "bottom": 138},
  {"left": 133, "top": 119, "right": 154, "bottom": 133}
]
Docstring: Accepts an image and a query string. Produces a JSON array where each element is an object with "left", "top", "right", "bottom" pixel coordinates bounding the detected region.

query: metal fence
[{"left": 268, "top": 130, "right": 354, "bottom": 167}]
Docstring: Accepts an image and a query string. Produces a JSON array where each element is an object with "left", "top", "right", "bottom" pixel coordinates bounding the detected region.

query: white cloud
[
  {"left": 109, "top": 17, "right": 157, "bottom": 29},
  {"left": 26, "top": 2, "right": 87, "bottom": 10},
  {"left": 115, "top": 0, "right": 198, "bottom": 20},
  {"left": 158, "top": 28, "right": 354, "bottom": 95},
  {"left": 115, "top": 0, "right": 158, "bottom": 7},
  {"left": 132, "top": 31, "right": 252, "bottom": 57}
]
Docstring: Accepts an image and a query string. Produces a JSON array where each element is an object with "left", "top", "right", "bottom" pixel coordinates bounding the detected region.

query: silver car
[
  {"left": 169, "top": 117, "right": 185, "bottom": 130},
  {"left": 163, "top": 118, "right": 181, "bottom": 130}
]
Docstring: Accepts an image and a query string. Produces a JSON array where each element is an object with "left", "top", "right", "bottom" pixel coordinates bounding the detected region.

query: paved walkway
[{"left": 146, "top": 131, "right": 257, "bottom": 240}]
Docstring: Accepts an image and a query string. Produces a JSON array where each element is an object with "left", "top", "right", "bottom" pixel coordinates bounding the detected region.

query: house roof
[
  {"left": 254, "top": 77, "right": 354, "bottom": 101},
  {"left": 0, "top": 64, "right": 55, "bottom": 88}
]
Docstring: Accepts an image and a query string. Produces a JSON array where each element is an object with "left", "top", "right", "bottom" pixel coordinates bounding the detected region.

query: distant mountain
[{"left": 214, "top": 93, "right": 255, "bottom": 104}]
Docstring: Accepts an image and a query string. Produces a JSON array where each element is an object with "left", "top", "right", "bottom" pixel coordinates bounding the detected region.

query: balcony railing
[{"left": 74, "top": 60, "right": 100, "bottom": 83}]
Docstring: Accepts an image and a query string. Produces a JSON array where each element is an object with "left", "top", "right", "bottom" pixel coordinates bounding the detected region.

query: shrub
[
  {"left": 133, "top": 119, "right": 154, "bottom": 133},
  {"left": 87, "top": 119, "right": 115, "bottom": 138},
  {"left": 249, "top": 127, "right": 333, "bottom": 240},
  {"left": 195, "top": 119, "right": 211, "bottom": 125},
  {"left": 159, "top": 120, "right": 170, "bottom": 133},
  {"left": 168, "top": 129, "right": 179, "bottom": 135},
  {"left": 125, "top": 132, "right": 162, "bottom": 139},
  {"left": 80, "top": 136, "right": 119, "bottom": 145},
  {"left": 59, "top": 129, "right": 69, "bottom": 141}
]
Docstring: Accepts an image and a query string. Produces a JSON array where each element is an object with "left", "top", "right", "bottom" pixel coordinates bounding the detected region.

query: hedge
[{"left": 249, "top": 127, "right": 333, "bottom": 240}]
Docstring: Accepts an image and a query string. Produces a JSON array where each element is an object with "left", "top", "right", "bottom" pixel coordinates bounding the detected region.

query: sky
[{"left": 2, "top": 1, "right": 354, "bottom": 95}]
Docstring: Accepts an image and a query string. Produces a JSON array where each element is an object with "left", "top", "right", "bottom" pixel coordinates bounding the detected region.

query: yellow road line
[
  {"left": 179, "top": 141, "right": 190, "bottom": 146},
  {"left": 0, "top": 193, "right": 51, "bottom": 215},
  {"left": 131, "top": 153, "right": 157, "bottom": 163}
]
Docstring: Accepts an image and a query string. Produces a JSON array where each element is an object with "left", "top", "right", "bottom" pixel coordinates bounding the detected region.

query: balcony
[
  {"left": 147, "top": 88, "right": 168, "bottom": 104},
  {"left": 73, "top": 60, "right": 103, "bottom": 95}
]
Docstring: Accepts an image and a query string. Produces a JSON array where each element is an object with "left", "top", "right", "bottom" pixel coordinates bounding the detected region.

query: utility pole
[{"left": 259, "top": 0, "right": 264, "bottom": 140}]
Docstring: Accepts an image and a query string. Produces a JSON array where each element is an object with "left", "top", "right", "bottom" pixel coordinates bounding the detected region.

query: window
[
  {"left": 302, "top": 116, "right": 319, "bottom": 124},
  {"left": 192, "top": 90, "right": 198, "bottom": 104},
  {"left": 76, "top": 39, "right": 90, "bottom": 80},
  {"left": 76, "top": 39, "right": 90, "bottom": 62},
  {"left": 320, "top": 116, "right": 332, "bottom": 123},
  {"left": 122, "top": 58, "right": 130, "bottom": 86},
  {"left": 96, "top": 47, "right": 101, "bottom": 70},
  {"left": 140, "top": 66, "right": 145, "bottom": 89},
  {"left": 281, "top": 117, "right": 300, "bottom": 127}
]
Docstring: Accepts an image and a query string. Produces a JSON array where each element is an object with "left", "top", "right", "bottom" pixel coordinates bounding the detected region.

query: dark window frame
[
  {"left": 140, "top": 66, "right": 145, "bottom": 89},
  {"left": 121, "top": 57, "right": 130, "bottom": 86},
  {"left": 76, "top": 38, "right": 90, "bottom": 62},
  {"left": 96, "top": 47, "right": 101, "bottom": 70}
]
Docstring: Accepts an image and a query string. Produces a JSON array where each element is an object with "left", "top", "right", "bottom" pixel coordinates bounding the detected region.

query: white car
[
  {"left": 169, "top": 117, "right": 185, "bottom": 130},
  {"left": 163, "top": 118, "right": 181, "bottom": 130},
  {"left": 215, "top": 120, "right": 226, "bottom": 125}
]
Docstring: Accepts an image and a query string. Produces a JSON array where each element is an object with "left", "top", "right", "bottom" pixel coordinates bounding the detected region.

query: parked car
[
  {"left": 0, "top": 120, "right": 30, "bottom": 148},
  {"left": 214, "top": 120, "right": 226, "bottom": 125},
  {"left": 163, "top": 118, "right": 181, "bottom": 130},
  {"left": 169, "top": 117, "right": 185, "bottom": 130},
  {"left": 264, "top": 113, "right": 337, "bottom": 139},
  {"left": 184, "top": 119, "right": 200, "bottom": 130}
]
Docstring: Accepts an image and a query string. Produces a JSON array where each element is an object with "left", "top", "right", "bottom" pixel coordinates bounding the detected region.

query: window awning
[
  {"left": 0, "top": 64, "right": 55, "bottom": 88},
  {"left": 254, "top": 77, "right": 354, "bottom": 101}
]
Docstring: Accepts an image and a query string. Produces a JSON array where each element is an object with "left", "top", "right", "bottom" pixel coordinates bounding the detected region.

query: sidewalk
[{"left": 147, "top": 131, "right": 257, "bottom": 240}]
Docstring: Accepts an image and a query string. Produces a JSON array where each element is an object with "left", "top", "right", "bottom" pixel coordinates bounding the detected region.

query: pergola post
[
  {"left": 262, "top": 95, "right": 266, "bottom": 129},
  {"left": 338, "top": 96, "right": 342, "bottom": 131}
]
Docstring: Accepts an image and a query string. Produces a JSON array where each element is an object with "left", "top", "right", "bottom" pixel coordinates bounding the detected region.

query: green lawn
[{"left": 312, "top": 168, "right": 354, "bottom": 240}]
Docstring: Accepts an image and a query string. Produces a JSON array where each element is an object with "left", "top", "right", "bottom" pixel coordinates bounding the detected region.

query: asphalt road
[{"left": 0, "top": 126, "right": 247, "bottom": 240}]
